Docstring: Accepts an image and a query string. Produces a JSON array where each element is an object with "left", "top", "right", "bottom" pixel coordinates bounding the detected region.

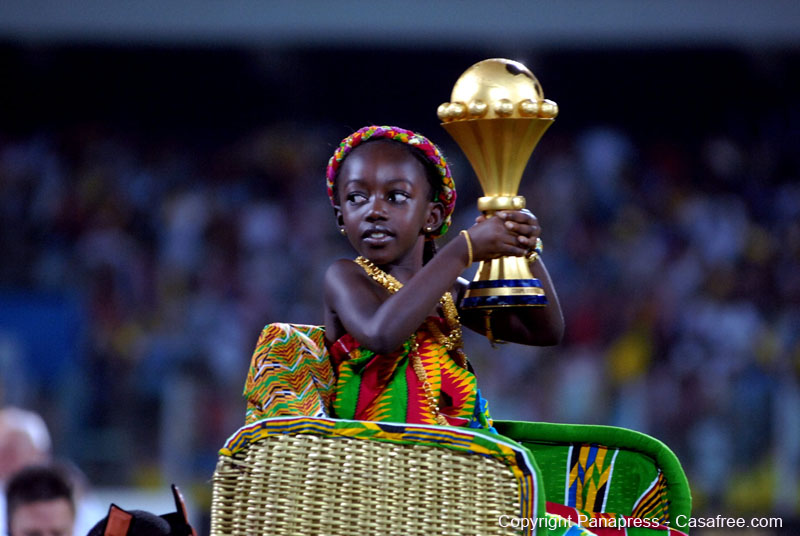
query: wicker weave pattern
[{"left": 212, "top": 433, "right": 524, "bottom": 536}]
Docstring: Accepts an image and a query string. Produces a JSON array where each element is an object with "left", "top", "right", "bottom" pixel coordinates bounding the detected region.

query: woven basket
[{"left": 211, "top": 432, "right": 524, "bottom": 536}]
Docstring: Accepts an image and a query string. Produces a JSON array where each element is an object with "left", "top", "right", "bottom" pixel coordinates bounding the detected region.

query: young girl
[{"left": 324, "top": 125, "right": 563, "bottom": 429}]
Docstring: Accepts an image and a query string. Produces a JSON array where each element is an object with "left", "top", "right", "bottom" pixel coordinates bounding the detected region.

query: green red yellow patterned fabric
[
  {"left": 495, "top": 421, "right": 692, "bottom": 535},
  {"left": 546, "top": 503, "right": 687, "bottom": 535},
  {"left": 244, "top": 323, "right": 335, "bottom": 424},
  {"left": 329, "top": 318, "right": 493, "bottom": 429},
  {"left": 544, "top": 515, "right": 601, "bottom": 536}
]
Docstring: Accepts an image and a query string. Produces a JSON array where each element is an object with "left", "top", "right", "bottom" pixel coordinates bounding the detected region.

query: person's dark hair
[
  {"left": 6, "top": 465, "right": 75, "bottom": 531},
  {"left": 332, "top": 138, "right": 443, "bottom": 206}
]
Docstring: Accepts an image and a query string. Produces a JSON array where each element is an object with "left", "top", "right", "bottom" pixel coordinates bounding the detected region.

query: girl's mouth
[{"left": 362, "top": 228, "right": 393, "bottom": 245}]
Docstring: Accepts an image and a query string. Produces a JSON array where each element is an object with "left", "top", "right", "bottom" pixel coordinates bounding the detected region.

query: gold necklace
[
  {"left": 354, "top": 256, "right": 465, "bottom": 354},
  {"left": 354, "top": 256, "right": 468, "bottom": 426}
]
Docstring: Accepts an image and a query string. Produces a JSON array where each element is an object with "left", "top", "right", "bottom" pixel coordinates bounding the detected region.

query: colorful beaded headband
[{"left": 326, "top": 125, "right": 456, "bottom": 238}]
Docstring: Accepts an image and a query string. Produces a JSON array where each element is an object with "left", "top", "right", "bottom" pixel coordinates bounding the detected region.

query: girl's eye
[
  {"left": 389, "top": 191, "right": 410, "bottom": 203},
  {"left": 346, "top": 192, "right": 367, "bottom": 203}
]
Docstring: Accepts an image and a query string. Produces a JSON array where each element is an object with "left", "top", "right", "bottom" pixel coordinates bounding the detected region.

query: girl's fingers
[
  {"left": 499, "top": 230, "right": 531, "bottom": 256},
  {"left": 484, "top": 240, "right": 527, "bottom": 258},
  {"left": 503, "top": 243, "right": 530, "bottom": 257},
  {"left": 471, "top": 212, "right": 541, "bottom": 259},
  {"left": 503, "top": 220, "right": 540, "bottom": 238},
  {"left": 498, "top": 210, "right": 538, "bottom": 225}
]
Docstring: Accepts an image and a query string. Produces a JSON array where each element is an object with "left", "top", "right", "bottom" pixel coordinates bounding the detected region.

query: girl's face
[{"left": 336, "top": 141, "right": 442, "bottom": 267}]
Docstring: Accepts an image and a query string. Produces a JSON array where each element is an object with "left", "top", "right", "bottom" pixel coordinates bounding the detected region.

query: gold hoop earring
[{"left": 340, "top": 228, "right": 347, "bottom": 236}]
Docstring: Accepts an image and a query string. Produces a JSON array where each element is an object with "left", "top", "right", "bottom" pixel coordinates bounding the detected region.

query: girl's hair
[
  {"left": 331, "top": 138, "right": 442, "bottom": 204},
  {"left": 326, "top": 126, "right": 456, "bottom": 239}
]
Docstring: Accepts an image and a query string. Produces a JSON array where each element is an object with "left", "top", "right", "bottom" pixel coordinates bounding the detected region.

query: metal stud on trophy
[{"left": 438, "top": 58, "right": 558, "bottom": 309}]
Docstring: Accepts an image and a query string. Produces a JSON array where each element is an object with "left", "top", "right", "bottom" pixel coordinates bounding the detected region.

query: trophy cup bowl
[{"left": 438, "top": 58, "right": 558, "bottom": 309}]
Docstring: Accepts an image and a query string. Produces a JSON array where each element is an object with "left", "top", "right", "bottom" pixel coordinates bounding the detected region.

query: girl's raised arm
[
  {"left": 324, "top": 237, "right": 471, "bottom": 354},
  {"left": 325, "top": 211, "right": 545, "bottom": 353}
]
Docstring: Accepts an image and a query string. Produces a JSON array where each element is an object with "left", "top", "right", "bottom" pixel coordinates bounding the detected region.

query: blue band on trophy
[
  {"left": 463, "top": 278, "right": 549, "bottom": 308},
  {"left": 462, "top": 294, "right": 548, "bottom": 308},
  {"left": 467, "top": 279, "right": 543, "bottom": 290}
]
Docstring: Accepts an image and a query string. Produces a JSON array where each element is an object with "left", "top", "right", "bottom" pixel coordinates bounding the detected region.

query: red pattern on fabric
[
  {"left": 329, "top": 333, "right": 358, "bottom": 369},
  {"left": 353, "top": 345, "right": 406, "bottom": 419},
  {"left": 546, "top": 502, "right": 686, "bottom": 535},
  {"left": 329, "top": 317, "right": 480, "bottom": 426},
  {"left": 404, "top": 359, "right": 429, "bottom": 424}
]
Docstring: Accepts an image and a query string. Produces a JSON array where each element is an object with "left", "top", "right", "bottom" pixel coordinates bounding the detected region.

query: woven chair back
[{"left": 211, "top": 417, "right": 545, "bottom": 536}]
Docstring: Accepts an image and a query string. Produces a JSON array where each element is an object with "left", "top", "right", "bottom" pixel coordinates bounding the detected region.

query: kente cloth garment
[
  {"left": 329, "top": 317, "right": 493, "bottom": 429},
  {"left": 244, "top": 323, "right": 335, "bottom": 424}
]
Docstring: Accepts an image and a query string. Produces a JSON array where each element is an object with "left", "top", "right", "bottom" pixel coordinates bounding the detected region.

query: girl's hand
[{"left": 468, "top": 209, "right": 541, "bottom": 261}]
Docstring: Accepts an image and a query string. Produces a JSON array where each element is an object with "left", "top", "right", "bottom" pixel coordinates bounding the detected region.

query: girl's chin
[
  {"left": 356, "top": 248, "right": 398, "bottom": 265},
  {"left": 356, "top": 241, "right": 420, "bottom": 266},
  {"left": 359, "top": 253, "right": 392, "bottom": 264}
]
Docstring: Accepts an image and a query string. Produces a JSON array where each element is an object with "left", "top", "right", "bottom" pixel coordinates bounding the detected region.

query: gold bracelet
[{"left": 460, "top": 230, "right": 473, "bottom": 266}]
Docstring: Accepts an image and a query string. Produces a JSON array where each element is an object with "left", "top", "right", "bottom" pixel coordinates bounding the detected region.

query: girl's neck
[{"left": 368, "top": 238, "right": 426, "bottom": 285}]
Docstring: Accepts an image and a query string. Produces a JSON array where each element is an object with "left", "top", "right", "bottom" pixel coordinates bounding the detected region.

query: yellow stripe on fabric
[
  {"left": 575, "top": 445, "right": 589, "bottom": 509},
  {"left": 243, "top": 324, "right": 335, "bottom": 424},
  {"left": 584, "top": 446, "right": 606, "bottom": 508}
]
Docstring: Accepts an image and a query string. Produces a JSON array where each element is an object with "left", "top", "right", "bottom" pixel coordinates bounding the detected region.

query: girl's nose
[{"left": 366, "top": 198, "right": 388, "bottom": 220}]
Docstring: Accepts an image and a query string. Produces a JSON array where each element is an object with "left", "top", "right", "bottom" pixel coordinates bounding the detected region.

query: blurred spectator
[
  {"left": 0, "top": 408, "right": 103, "bottom": 535},
  {"left": 0, "top": 408, "right": 52, "bottom": 533},
  {"left": 0, "top": 408, "right": 51, "bottom": 482},
  {"left": 5, "top": 466, "right": 75, "bottom": 536}
]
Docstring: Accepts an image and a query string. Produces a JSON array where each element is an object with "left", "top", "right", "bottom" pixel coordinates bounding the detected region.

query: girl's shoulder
[
  {"left": 324, "top": 258, "right": 373, "bottom": 302},
  {"left": 326, "top": 257, "right": 358, "bottom": 274},
  {"left": 324, "top": 258, "right": 362, "bottom": 284}
]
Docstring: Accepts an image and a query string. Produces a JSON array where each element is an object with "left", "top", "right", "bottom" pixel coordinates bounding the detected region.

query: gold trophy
[{"left": 438, "top": 58, "right": 558, "bottom": 309}]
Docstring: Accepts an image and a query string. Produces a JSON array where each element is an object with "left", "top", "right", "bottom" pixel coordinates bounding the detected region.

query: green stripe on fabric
[
  {"left": 335, "top": 369, "right": 361, "bottom": 420},
  {"left": 382, "top": 360, "right": 408, "bottom": 423}
]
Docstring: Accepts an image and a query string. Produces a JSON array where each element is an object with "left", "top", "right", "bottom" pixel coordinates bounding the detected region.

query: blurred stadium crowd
[{"left": 1, "top": 46, "right": 798, "bottom": 527}]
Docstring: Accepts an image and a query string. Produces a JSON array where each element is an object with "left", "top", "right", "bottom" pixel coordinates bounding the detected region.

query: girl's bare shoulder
[
  {"left": 324, "top": 258, "right": 374, "bottom": 303},
  {"left": 325, "top": 258, "right": 357, "bottom": 276}
]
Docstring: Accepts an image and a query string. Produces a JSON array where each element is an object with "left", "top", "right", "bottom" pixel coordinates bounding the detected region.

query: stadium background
[{"left": 1, "top": 1, "right": 798, "bottom": 533}]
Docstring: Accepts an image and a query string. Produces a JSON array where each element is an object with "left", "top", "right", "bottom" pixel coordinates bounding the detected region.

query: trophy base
[{"left": 462, "top": 257, "right": 548, "bottom": 309}]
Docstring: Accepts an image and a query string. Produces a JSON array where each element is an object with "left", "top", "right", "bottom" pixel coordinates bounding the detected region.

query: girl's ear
[
  {"left": 425, "top": 202, "right": 445, "bottom": 233},
  {"left": 334, "top": 205, "right": 345, "bottom": 231}
]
